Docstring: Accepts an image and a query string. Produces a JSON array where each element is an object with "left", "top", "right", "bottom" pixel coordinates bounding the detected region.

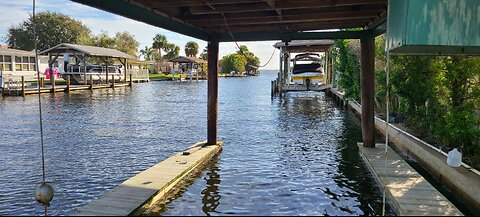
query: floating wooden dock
[
  {"left": 1, "top": 77, "right": 149, "bottom": 97},
  {"left": 71, "top": 141, "right": 223, "bottom": 216},
  {"left": 358, "top": 143, "right": 463, "bottom": 216}
]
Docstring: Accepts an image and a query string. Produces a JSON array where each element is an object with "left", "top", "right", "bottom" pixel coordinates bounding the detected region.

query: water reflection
[{"left": 201, "top": 162, "right": 221, "bottom": 215}]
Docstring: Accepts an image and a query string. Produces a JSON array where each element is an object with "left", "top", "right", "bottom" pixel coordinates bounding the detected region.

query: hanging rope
[
  {"left": 382, "top": 1, "right": 392, "bottom": 215},
  {"left": 212, "top": 5, "right": 276, "bottom": 68},
  {"left": 32, "top": 0, "right": 54, "bottom": 216},
  {"left": 258, "top": 48, "right": 276, "bottom": 68}
]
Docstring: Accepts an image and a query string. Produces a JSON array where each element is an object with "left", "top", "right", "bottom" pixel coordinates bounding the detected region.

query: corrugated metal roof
[
  {"left": 0, "top": 48, "right": 35, "bottom": 56},
  {"left": 40, "top": 43, "right": 135, "bottom": 59}
]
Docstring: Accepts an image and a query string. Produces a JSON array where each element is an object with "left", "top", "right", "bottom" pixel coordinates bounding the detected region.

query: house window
[
  {"left": 0, "top": 55, "right": 13, "bottom": 71},
  {"left": 13, "top": 55, "right": 35, "bottom": 71}
]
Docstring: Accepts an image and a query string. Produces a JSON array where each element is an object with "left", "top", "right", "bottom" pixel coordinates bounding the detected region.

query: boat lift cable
[
  {"left": 382, "top": 1, "right": 392, "bottom": 215},
  {"left": 32, "top": 0, "right": 54, "bottom": 215},
  {"left": 211, "top": 4, "right": 276, "bottom": 68}
]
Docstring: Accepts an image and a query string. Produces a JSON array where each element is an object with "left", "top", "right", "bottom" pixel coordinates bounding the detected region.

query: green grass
[{"left": 149, "top": 73, "right": 182, "bottom": 80}]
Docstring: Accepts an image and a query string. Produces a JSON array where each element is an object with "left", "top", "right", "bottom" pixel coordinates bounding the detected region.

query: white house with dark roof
[{"left": 0, "top": 45, "right": 63, "bottom": 82}]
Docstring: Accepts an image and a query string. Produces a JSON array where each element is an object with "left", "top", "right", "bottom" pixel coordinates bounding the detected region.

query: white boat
[
  {"left": 289, "top": 53, "right": 324, "bottom": 86},
  {"left": 61, "top": 64, "right": 123, "bottom": 84}
]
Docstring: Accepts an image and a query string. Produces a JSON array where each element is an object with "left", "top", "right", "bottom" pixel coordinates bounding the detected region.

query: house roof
[
  {"left": 40, "top": 43, "right": 135, "bottom": 59},
  {"left": 170, "top": 56, "right": 207, "bottom": 63},
  {"left": 0, "top": 48, "right": 35, "bottom": 57},
  {"left": 72, "top": 0, "right": 388, "bottom": 42}
]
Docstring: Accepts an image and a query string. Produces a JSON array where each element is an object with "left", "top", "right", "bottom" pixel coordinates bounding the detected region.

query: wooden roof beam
[
  {"left": 181, "top": 5, "right": 386, "bottom": 21},
  {"left": 264, "top": 0, "right": 283, "bottom": 20},
  {"left": 209, "top": 20, "right": 371, "bottom": 33},
  {"left": 218, "top": 29, "right": 373, "bottom": 42},
  {"left": 190, "top": 11, "right": 379, "bottom": 26},
  {"left": 132, "top": 0, "right": 263, "bottom": 8},
  {"left": 188, "top": 0, "right": 386, "bottom": 15}
]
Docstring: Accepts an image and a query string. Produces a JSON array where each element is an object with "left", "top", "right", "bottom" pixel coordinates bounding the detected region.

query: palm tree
[
  {"left": 139, "top": 46, "right": 153, "bottom": 61},
  {"left": 200, "top": 46, "right": 208, "bottom": 60},
  {"left": 185, "top": 41, "right": 199, "bottom": 57},
  {"left": 152, "top": 34, "right": 168, "bottom": 72}
]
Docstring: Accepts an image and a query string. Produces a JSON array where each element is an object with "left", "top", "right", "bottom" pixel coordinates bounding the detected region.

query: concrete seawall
[{"left": 329, "top": 88, "right": 480, "bottom": 213}]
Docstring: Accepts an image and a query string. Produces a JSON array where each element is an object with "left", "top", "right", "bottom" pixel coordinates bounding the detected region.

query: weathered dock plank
[
  {"left": 358, "top": 143, "right": 463, "bottom": 216},
  {"left": 71, "top": 141, "right": 223, "bottom": 216}
]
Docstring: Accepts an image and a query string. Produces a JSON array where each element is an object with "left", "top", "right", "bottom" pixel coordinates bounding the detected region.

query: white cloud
[{"left": 0, "top": 0, "right": 280, "bottom": 69}]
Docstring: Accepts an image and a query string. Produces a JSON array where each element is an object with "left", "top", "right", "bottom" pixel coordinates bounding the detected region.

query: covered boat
[{"left": 289, "top": 53, "right": 324, "bottom": 86}]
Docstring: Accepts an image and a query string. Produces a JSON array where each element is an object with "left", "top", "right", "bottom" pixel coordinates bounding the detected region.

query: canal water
[{"left": 0, "top": 71, "right": 390, "bottom": 215}]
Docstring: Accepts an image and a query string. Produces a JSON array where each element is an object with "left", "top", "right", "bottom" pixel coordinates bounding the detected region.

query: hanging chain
[{"left": 32, "top": 0, "right": 48, "bottom": 215}]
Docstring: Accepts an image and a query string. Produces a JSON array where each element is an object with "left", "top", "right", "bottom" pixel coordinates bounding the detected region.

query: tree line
[
  {"left": 332, "top": 35, "right": 480, "bottom": 169},
  {"left": 4, "top": 11, "right": 262, "bottom": 74},
  {"left": 4, "top": 12, "right": 201, "bottom": 61}
]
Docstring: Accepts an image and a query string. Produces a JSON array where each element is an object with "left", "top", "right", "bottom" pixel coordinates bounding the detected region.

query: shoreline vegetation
[
  {"left": 332, "top": 35, "right": 480, "bottom": 170},
  {"left": 149, "top": 73, "right": 248, "bottom": 81}
]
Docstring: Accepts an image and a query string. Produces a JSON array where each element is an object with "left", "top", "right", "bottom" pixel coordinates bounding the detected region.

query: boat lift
[{"left": 272, "top": 40, "right": 334, "bottom": 96}]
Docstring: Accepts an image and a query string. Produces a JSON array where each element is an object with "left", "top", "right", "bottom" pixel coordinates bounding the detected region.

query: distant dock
[{"left": 1, "top": 75, "right": 149, "bottom": 97}]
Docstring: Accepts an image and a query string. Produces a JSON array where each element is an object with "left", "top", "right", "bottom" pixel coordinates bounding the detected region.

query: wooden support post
[
  {"left": 271, "top": 80, "right": 274, "bottom": 97},
  {"left": 196, "top": 64, "right": 199, "bottom": 81},
  {"left": 129, "top": 74, "right": 133, "bottom": 87},
  {"left": 207, "top": 38, "right": 219, "bottom": 146},
  {"left": 105, "top": 59, "right": 109, "bottom": 85},
  {"left": 111, "top": 75, "right": 115, "bottom": 88},
  {"left": 66, "top": 75, "right": 71, "bottom": 94},
  {"left": 281, "top": 51, "right": 289, "bottom": 95},
  {"left": 83, "top": 54, "right": 87, "bottom": 85},
  {"left": 89, "top": 75, "right": 93, "bottom": 91},
  {"left": 360, "top": 38, "right": 375, "bottom": 148},
  {"left": 21, "top": 76, "right": 25, "bottom": 97},
  {"left": 124, "top": 58, "right": 128, "bottom": 83}
]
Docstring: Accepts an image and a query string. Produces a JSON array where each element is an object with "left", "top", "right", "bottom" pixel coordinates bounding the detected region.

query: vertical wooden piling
[
  {"left": 89, "top": 75, "right": 93, "bottom": 91},
  {"left": 207, "top": 38, "right": 219, "bottom": 146},
  {"left": 124, "top": 58, "right": 128, "bottom": 83},
  {"left": 105, "top": 60, "right": 109, "bottom": 85},
  {"left": 281, "top": 51, "right": 289, "bottom": 96},
  {"left": 111, "top": 75, "right": 115, "bottom": 88},
  {"left": 360, "top": 38, "right": 375, "bottom": 148},
  {"left": 66, "top": 75, "right": 71, "bottom": 94},
  {"left": 271, "top": 80, "right": 274, "bottom": 97},
  {"left": 21, "top": 76, "right": 25, "bottom": 97},
  {"left": 129, "top": 74, "right": 133, "bottom": 87}
]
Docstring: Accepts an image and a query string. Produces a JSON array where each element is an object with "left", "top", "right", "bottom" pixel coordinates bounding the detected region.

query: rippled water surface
[{"left": 0, "top": 71, "right": 389, "bottom": 215}]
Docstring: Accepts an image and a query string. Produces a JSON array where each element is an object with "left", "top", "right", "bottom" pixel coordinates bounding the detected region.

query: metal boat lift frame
[{"left": 272, "top": 40, "right": 335, "bottom": 94}]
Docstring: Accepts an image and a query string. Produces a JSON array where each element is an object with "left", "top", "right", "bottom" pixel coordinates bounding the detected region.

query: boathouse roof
[
  {"left": 273, "top": 40, "right": 335, "bottom": 52},
  {"left": 40, "top": 43, "right": 135, "bottom": 59},
  {"left": 72, "top": 0, "right": 388, "bottom": 42},
  {"left": 170, "top": 56, "right": 207, "bottom": 64}
]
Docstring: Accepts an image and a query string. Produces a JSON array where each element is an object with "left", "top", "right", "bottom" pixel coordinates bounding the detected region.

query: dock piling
[
  {"left": 129, "top": 74, "right": 133, "bottom": 87},
  {"left": 66, "top": 75, "right": 71, "bottom": 94},
  {"left": 21, "top": 76, "right": 25, "bottom": 97},
  {"left": 111, "top": 75, "right": 115, "bottom": 88},
  {"left": 89, "top": 75, "right": 93, "bottom": 91}
]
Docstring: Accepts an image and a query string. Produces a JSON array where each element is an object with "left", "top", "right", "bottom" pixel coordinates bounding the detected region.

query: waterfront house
[{"left": 0, "top": 45, "right": 64, "bottom": 81}]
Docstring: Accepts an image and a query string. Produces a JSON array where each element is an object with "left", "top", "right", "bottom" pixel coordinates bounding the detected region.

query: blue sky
[{"left": 0, "top": 0, "right": 280, "bottom": 69}]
